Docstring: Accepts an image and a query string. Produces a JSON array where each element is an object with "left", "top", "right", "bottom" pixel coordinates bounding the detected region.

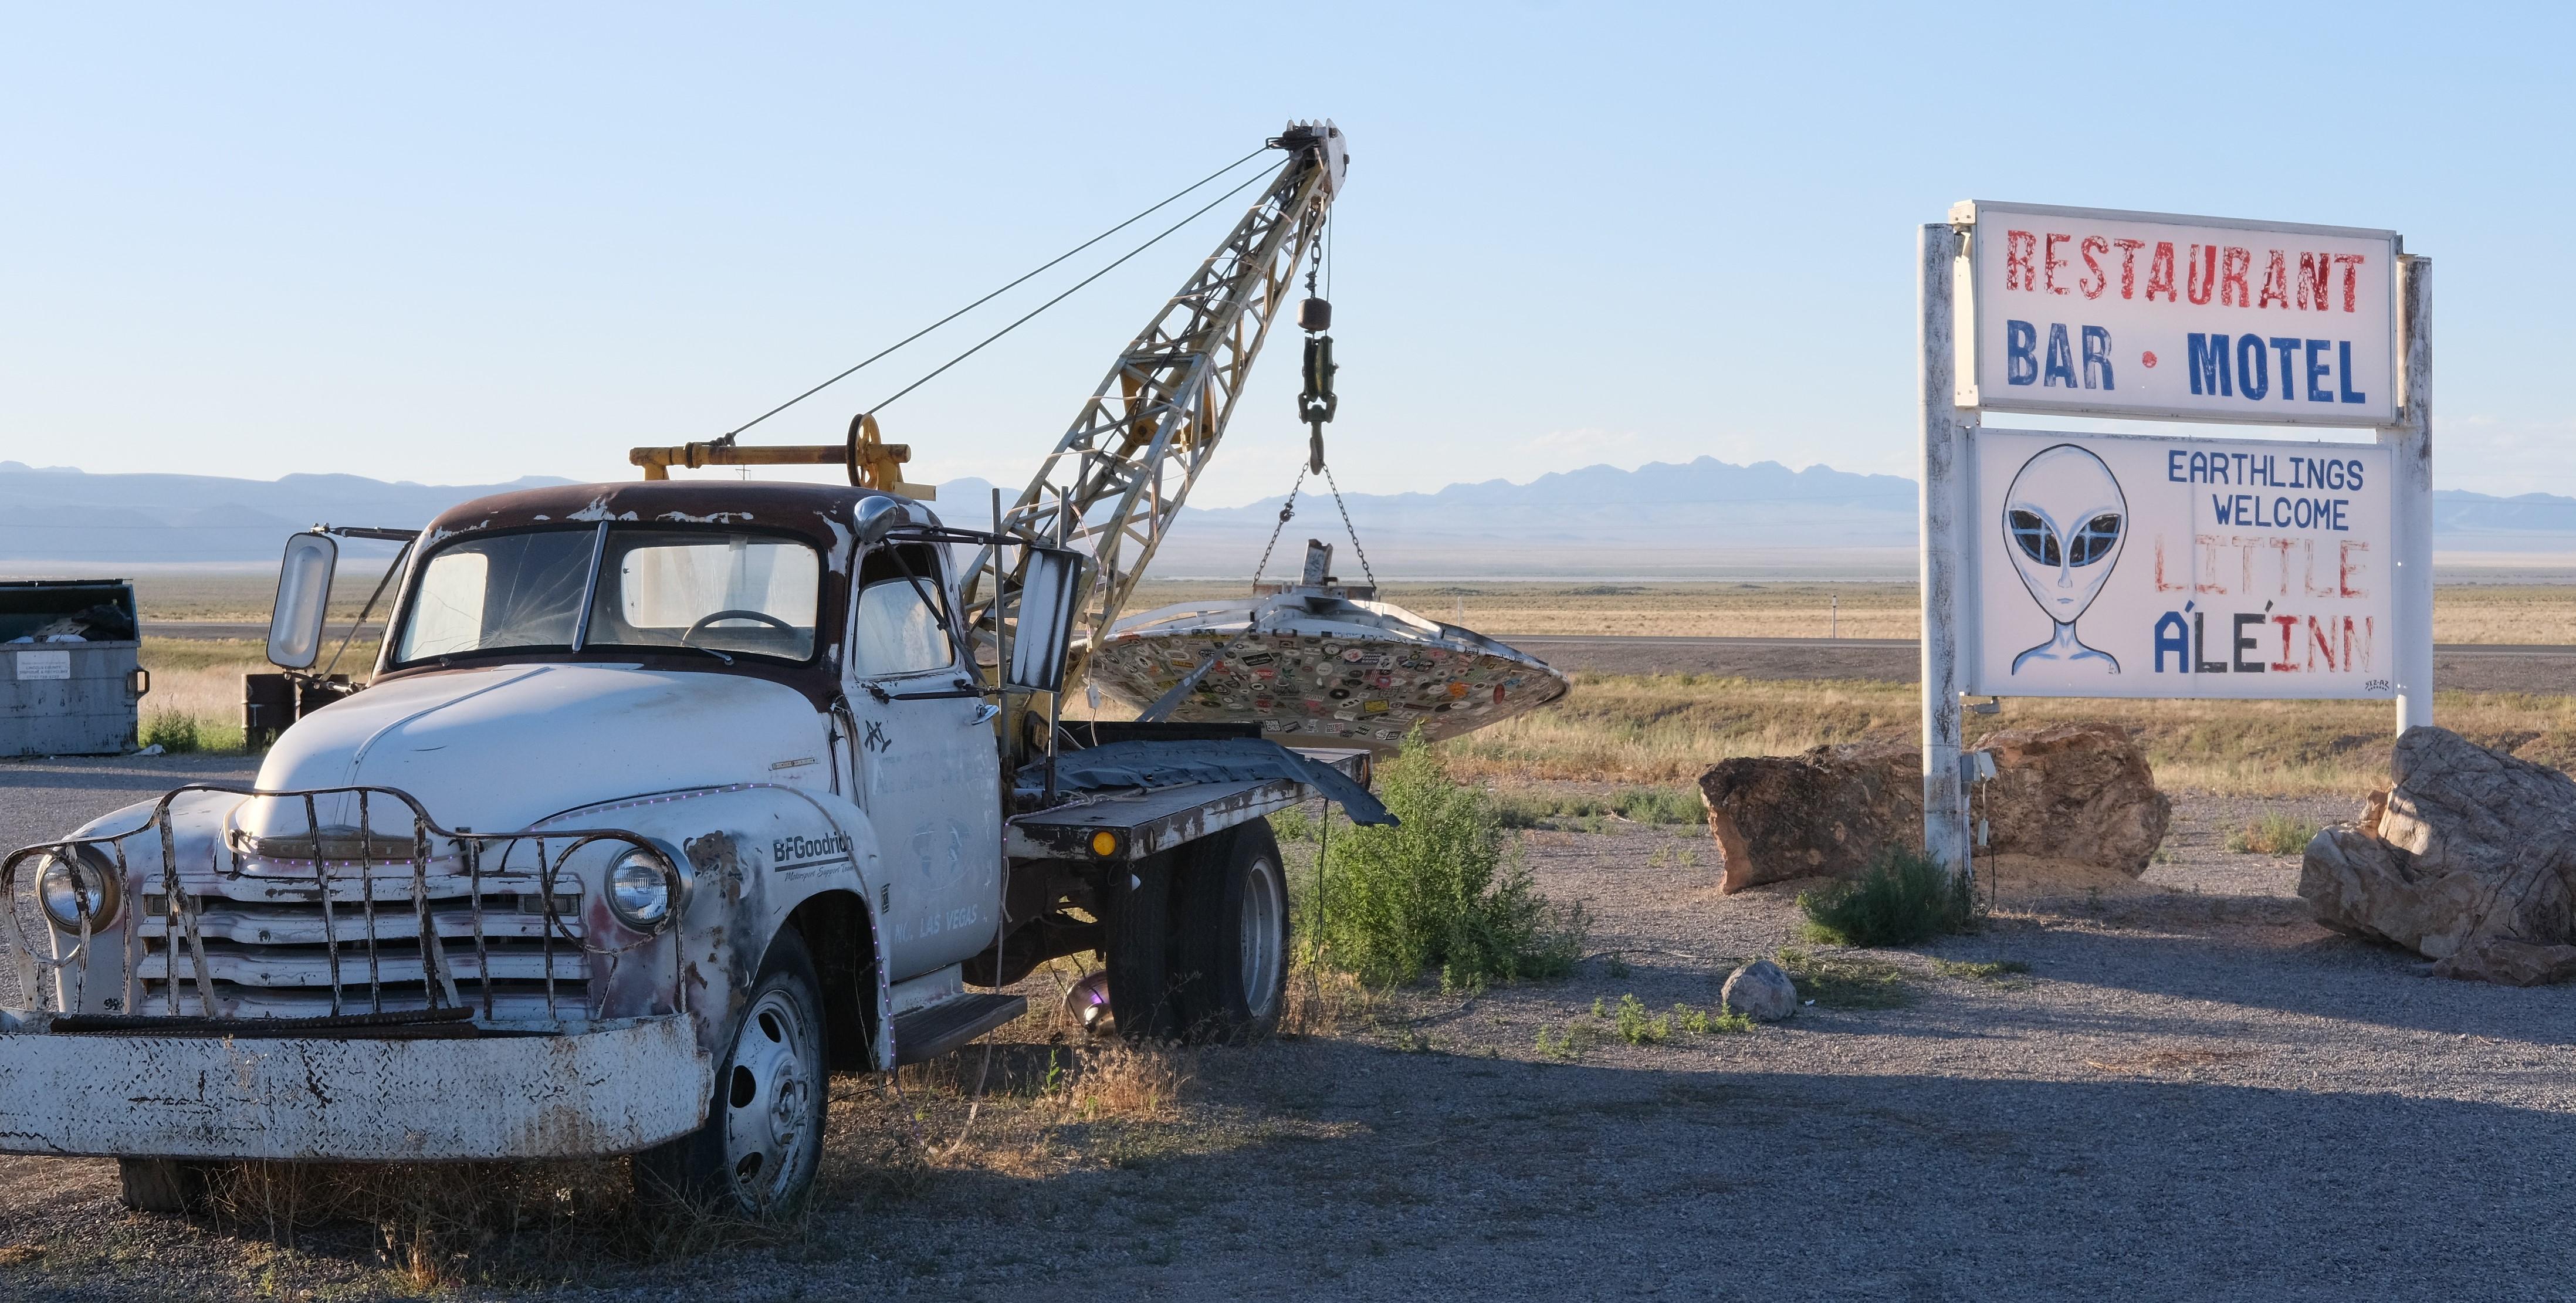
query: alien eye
[
  {"left": 2008, "top": 510, "right": 2059, "bottom": 566},
  {"left": 2068, "top": 513, "right": 2123, "bottom": 566}
]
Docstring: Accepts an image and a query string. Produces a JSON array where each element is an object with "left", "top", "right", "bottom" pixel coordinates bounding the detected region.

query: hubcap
[
  {"left": 720, "top": 988, "right": 818, "bottom": 1209},
  {"left": 1239, "top": 854, "right": 1284, "bottom": 1022}
]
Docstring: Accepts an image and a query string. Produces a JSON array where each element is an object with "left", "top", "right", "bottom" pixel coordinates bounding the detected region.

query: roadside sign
[
  {"left": 1914, "top": 203, "right": 2427, "bottom": 877},
  {"left": 1965, "top": 429, "right": 2392, "bottom": 699},
  {"left": 1954, "top": 201, "right": 2397, "bottom": 427}
]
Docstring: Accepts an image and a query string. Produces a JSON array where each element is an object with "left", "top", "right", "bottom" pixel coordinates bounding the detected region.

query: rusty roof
[{"left": 420, "top": 480, "right": 928, "bottom": 551}]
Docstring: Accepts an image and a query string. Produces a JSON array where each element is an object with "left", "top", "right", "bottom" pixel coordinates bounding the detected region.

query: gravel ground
[{"left": 0, "top": 762, "right": 2571, "bottom": 1300}]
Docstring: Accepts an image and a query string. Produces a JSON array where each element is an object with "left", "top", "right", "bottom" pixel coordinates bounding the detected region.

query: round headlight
[
  {"left": 607, "top": 847, "right": 675, "bottom": 930},
  {"left": 38, "top": 851, "right": 119, "bottom": 933}
]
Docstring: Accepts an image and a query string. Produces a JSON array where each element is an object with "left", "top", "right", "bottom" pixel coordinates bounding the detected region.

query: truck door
[{"left": 842, "top": 540, "right": 1001, "bottom": 979}]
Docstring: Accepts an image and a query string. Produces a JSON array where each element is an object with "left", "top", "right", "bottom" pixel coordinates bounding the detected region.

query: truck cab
[{"left": 0, "top": 480, "right": 1379, "bottom": 1214}]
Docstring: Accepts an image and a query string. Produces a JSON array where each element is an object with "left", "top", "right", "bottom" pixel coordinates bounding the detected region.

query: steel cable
[
  {"left": 859, "top": 165, "right": 1277, "bottom": 418},
  {"left": 715, "top": 144, "right": 1274, "bottom": 442}
]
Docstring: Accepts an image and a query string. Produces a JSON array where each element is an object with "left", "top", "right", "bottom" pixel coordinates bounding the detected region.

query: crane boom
[{"left": 962, "top": 120, "right": 1348, "bottom": 696}]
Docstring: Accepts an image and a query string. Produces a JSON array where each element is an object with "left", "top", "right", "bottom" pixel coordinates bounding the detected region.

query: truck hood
[{"left": 242, "top": 663, "right": 832, "bottom": 840}]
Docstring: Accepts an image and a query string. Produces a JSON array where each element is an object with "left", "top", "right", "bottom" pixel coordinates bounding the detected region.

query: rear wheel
[
  {"left": 637, "top": 928, "right": 827, "bottom": 1214},
  {"left": 1103, "top": 850, "right": 1179, "bottom": 1040},
  {"left": 1169, "top": 822, "right": 1289, "bottom": 1042}
]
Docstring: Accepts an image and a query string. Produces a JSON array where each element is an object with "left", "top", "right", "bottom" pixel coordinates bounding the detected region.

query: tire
[
  {"left": 117, "top": 1158, "right": 212, "bottom": 1214},
  {"left": 637, "top": 928, "right": 828, "bottom": 1215},
  {"left": 1169, "top": 822, "right": 1289, "bottom": 1043},
  {"left": 1103, "top": 850, "right": 1178, "bottom": 1040}
]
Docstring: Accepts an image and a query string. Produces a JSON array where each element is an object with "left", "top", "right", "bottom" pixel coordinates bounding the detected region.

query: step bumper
[{"left": 0, "top": 1012, "right": 712, "bottom": 1160}]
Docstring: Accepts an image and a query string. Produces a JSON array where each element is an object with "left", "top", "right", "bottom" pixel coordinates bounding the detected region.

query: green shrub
[
  {"left": 2224, "top": 814, "right": 2320, "bottom": 855},
  {"left": 1794, "top": 848, "right": 1976, "bottom": 947},
  {"left": 1268, "top": 807, "right": 1319, "bottom": 843},
  {"left": 1309, "top": 731, "right": 1586, "bottom": 987},
  {"left": 1676, "top": 1003, "right": 1753, "bottom": 1035},
  {"left": 1611, "top": 994, "right": 1668, "bottom": 1045},
  {"left": 141, "top": 710, "right": 202, "bottom": 754}
]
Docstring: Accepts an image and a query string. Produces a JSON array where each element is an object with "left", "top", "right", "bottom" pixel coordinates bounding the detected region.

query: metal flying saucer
[{"left": 1084, "top": 582, "right": 1571, "bottom": 753}]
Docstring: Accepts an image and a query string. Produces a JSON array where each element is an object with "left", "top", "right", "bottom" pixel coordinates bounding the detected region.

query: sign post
[
  {"left": 1918, "top": 223, "right": 1972, "bottom": 875},
  {"left": 1921, "top": 202, "right": 2426, "bottom": 878},
  {"left": 2389, "top": 255, "right": 2435, "bottom": 732}
]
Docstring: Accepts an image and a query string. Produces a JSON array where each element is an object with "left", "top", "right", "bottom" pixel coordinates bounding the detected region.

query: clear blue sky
[{"left": 5, "top": 2, "right": 2568, "bottom": 506}]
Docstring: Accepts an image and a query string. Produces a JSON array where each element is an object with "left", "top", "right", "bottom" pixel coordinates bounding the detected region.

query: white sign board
[
  {"left": 15, "top": 649, "right": 72, "bottom": 681},
  {"left": 1956, "top": 201, "right": 2396, "bottom": 427},
  {"left": 1966, "top": 429, "right": 2392, "bottom": 699}
]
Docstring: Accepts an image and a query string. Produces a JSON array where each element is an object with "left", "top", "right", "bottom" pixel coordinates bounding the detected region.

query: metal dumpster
[{"left": 0, "top": 579, "right": 145, "bottom": 757}]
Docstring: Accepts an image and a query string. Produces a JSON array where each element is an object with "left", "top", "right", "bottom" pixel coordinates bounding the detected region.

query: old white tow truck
[{"left": 0, "top": 121, "right": 1373, "bottom": 1214}]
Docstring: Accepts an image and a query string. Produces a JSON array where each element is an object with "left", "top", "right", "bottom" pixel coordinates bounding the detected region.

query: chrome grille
[{"left": 2, "top": 782, "right": 682, "bottom": 1026}]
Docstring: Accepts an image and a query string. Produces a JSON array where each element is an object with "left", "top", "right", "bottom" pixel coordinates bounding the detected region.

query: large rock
[
  {"left": 1976, "top": 723, "right": 2171, "bottom": 874},
  {"left": 1695, "top": 723, "right": 2168, "bottom": 894},
  {"left": 2300, "top": 727, "right": 2576, "bottom": 986},
  {"left": 1696, "top": 741, "right": 1921, "bottom": 894}
]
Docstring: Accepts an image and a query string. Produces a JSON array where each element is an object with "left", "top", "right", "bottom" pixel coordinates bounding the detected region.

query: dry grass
[
  {"left": 1125, "top": 578, "right": 2576, "bottom": 643},
  {"left": 125, "top": 569, "right": 397, "bottom": 624},
  {"left": 112, "top": 572, "right": 2576, "bottom": 642},
  {"left": 1122, "top": 578, "right": 1921, "bottom": 639},
  {"left": 2225, "top": 814, "right": 2323, "bottom": 855},
  {"left": 131, "top": 637, "right": 378, "bottom": 753},
  {"left": 192, "top": 1156, "right": 764, "bottom": 1290},
  {"left": 1438, "top": 671, "right": 2576, "bottom": 797}
]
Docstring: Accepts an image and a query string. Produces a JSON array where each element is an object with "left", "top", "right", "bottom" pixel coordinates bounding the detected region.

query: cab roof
[{"left": 419, "top": 480, "right": 932, "bottom": 554}]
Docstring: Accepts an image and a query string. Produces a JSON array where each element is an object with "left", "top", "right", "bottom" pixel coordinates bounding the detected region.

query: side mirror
[
  {"left": 854, "top": 496, "right": 909, "bottom": 547},
  {"left": 1006, "top": 546, "right": 1085, "bottom": 695},
  {"left": 268, "top": 531, "right": 338, "bottom": 669}
]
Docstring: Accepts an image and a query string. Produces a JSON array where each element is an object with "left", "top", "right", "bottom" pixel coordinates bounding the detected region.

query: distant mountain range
[
  {"left": 0, "top": 461, "right": 577, "bottom": 566},
  {"left": 8, "top": 457, "right": 2576, "bottom": 577}
]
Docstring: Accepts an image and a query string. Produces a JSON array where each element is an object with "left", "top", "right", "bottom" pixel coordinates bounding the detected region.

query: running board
[{"left": 891, "top": 993, "right": 1027, "bottom": 1065}]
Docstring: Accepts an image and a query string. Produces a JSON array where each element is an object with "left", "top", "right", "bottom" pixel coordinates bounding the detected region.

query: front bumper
[{"left": 0, "top": 1013, "right": 711, "bottom": 1160}]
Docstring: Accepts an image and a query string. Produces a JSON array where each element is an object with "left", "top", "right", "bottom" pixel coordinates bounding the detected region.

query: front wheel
[
  {"left": 1169, "top": 822, "right": 1289, "bottom": 1042},
  {"left": 637, "top": 928, "right": 827, "bottom": 1214}
]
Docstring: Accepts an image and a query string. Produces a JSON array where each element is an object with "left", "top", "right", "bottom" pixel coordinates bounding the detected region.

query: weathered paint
[
  {"left": 541, "top": 783, "right": 891, "bottom": 1071},
  {"left": 0, "top": 1015, "right": 709, "bottom": 1159},
  {"left": 2387, "top": 255, "right": 2434, "bottom": 733},
  {"left": 1920, "top": 223, "right": 1972, "bottom": 876},
  {"left": 1006, "top": 751, "right": 1366, "bottom": 861}
]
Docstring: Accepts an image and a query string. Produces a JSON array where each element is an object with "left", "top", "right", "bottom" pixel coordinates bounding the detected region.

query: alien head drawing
[{"left": 2003, "top": 443, "right": 2125, "bottom": 675}]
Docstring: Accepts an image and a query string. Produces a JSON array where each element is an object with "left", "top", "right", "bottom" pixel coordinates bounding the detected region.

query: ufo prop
[{"left": 1083, "top": 544, "right": 1570, "bottom": 753}]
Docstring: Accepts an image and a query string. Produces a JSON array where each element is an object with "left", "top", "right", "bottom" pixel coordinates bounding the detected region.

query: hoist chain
[
  {"left": 1248, "top": 466, "right": 1308, "bottom": 593},
  {"left": 1321, "top": 465, "right": 1375, "bottom": 587}
]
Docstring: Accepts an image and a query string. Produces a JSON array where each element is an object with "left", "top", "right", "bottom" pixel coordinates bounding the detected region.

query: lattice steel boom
[{"left": 960, "top": 120, "right": 1348, "bottom": 695}]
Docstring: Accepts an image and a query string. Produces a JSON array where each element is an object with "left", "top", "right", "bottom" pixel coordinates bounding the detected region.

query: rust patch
[{"left": 686, "top": 832, "right": 745, "bottom": 904}]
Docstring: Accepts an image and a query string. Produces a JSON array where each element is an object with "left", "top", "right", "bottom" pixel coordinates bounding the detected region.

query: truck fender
[{"left": 537, "top": 783, "right": 893, "bottom": 1072}]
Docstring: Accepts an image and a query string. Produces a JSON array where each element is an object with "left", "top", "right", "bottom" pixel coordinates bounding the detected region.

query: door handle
[{"left": 968, "top": 702, "right": 1001, "bottom": 726}]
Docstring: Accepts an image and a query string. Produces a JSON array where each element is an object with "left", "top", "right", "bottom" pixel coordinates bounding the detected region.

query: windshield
[{"left": 392, "top": 526, "right": 821, "bottom": 665}]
